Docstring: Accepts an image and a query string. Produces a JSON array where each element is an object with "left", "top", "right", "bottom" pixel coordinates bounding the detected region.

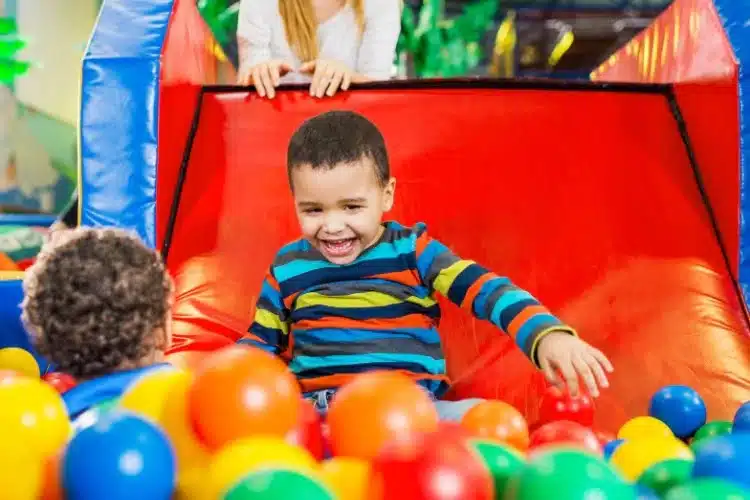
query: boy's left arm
[{"left": 415, "top": 232, "right": 612, "bottom": 396}]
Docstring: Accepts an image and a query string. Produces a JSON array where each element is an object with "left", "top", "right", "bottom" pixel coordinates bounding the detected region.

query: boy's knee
[{"left": 434, "top": 398, "right": 484, "bottom": 422}]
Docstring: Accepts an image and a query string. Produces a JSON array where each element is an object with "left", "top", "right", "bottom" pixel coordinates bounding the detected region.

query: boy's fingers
[
  {"left": 591, "top": 348, "right": 614, "bottom": 373},
  {"left": 573, "top": 356, "right": 599, "bottom": 397},
  {"left": 559, "top": 360, "right": 580, "bottom": 397},
  {"left": 587, "top": 353, "right": 610, "bottom": 389},
  {"left": 540, "top": 357, "right": 561, "bottom": 387}
]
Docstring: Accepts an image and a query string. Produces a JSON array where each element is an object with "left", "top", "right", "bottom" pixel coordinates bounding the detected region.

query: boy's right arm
[{"left": 237, "top": 270, "right": 289, "bottom": 355}]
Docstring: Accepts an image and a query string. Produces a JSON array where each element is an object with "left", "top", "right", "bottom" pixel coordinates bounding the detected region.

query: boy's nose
[{"left": 322, "top": 216, "right": 346, "bottom": 234}]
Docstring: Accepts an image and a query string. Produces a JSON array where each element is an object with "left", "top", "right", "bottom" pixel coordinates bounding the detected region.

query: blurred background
[{"left": 0, "top": 0, "right": 670, "bottom": 220}]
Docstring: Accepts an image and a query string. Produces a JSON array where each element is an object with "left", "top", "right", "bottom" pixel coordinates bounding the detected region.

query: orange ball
[
  {"left": 461, "top": 400, "right": 530, "bottom": 451},
  {"left": 40, "top": 452, "right": 63, "bottom": 500},
  {"left": 188, "top": 345, "right": 302, "bottom": 450},
  {"left": 327, "top": 371, "right": 439, "bottom": 460}
]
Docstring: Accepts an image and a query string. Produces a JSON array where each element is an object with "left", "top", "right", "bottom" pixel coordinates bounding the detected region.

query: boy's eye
[
  {"left": 303, "top": 207, "right": 322, "bottom": 214},
  {"left": 344, "top": 205, "right": 363, "bottom": 211}
]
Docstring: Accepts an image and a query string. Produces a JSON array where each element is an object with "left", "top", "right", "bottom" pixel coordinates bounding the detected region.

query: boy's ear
[{"left": 383, "top": 177, "right": 396, "bottom": 211}]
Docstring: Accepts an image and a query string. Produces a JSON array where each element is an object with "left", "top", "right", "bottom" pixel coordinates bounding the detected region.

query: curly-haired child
[{"left": 22, "top": 227, "right": 174, "bottom": 419}]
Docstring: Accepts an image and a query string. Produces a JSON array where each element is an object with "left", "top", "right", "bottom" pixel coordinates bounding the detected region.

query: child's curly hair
[{"left": 21, "top": 227, "right": 173, "bottom": 379}]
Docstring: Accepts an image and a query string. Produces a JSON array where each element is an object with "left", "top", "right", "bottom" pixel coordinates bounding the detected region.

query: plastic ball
[
  {"left": 692, "top": 421, "right": 732, "bottom": 444},
  {"left": 530, "top": 420, "right": 602, "bottom": 455},
  {"left": 286, "top": 399, "right": 326, "bottom": 460},
  {"left": 207, "top": 436, "right": 318, "bottom": 498},
  {"left": 636, "top": 459, "right": 692, "bottom": 496},
  {"left": 609, "top": 437, "right": 693, "bottom": 481},
  {"left": 40, "top": 452, "right": 63, "bottom": 500},
  {"left": 369, "top": 428, "right": 494, "bottom": 500},
  {"left": 635, "top": 485, "right": 660, "bottom": 500},
  {"left": 732, "top": 402, "right": 750, "bottom": 433},
  {"left": 691, "top": 433, "right": 750, "bottom": 489},
  {"left": 618, "top": 416, "right": 674, "bottom": 441},
  {"left": 538, "top": 386, "right": 595, "bottom": 427},
  {"left": 506, "top": 448, "right": 634, "bottom": 500},
  {"left": 0, "top": 428, "right": 43, "bottom": 500},
  {"left": 461, "top": 400, "right": 530, "bottom": 451},
  {"left": 188, "top": 345, "right": 302, "bottom": 450},
  {"left": 327, "top": 371, "right": 439, "bottom": 460},
  {"left": 604, "top": 439, "right": 625, "bottom": 460},
  {"left": 321, "top": 457, "right": 371, "bottom": 500},
  {"left": 648, "top": 385, "right": 706, "bottom": 439},
  {"left": 0, "top": 347, "right": 40, "bottom": 378},
  {"left": 664, "top": 479, "right": 750, "bottom": 500},
  {"left": 224, "top": 469, "right": 335, "bottom": 500},
  {"left": 62, "top": 411, "right": 176, "bottom": 500},
  {"left": 470, "top": 439, "right": 525, "bottom": 498},
  {"left": 119, "top": 367, "right": 186, "bottom": 423},
  {"left": 42, "top": 372, "right": 77, "bottom": 394},
  {"left": 0, "top": 375, "right": 70, "bottom": 458}
]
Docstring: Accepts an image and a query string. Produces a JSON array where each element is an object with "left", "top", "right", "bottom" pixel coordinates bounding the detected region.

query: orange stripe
[
  {"left": 369, "top": 269, "right": 421, "bottom": 287},
  {"left": 294, "top": 313, "right": 435, "bottom": 331},
  {"left": 267, "top": 272, "right": 280, "bottom": 292},
  {"left": 459, "top": 273, "right": 495, "bottom": 310},
  {"left": 283, "top": 291, "right": 301, "bottom": 311},
  {"left": 506, "top": 304, "right": 549, "bottom": 340},
  {"left": 415, "top": 233, "right": 431, "bottom": 256},
  {"left": 239, "top": 333, "right": 271, "bottom": 346},
  {"left": 299, "top": 371, "right": 451, "bottom": 393}
]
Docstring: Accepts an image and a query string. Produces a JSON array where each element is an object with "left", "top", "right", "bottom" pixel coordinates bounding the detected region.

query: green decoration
[
  {"left": 636, "top": 459, "right": 693, "bottom": 496},
  {"left": 506, "top": 449, "right": 636, "bottom": 500},
  {"left": 198, "top": 0, "right": 239, "bottom": 47},
  {"left": 396, "top": 0, "right": 499, "bottom": 78},
  {"left": 664, "top": 479, "right": 750, "bottom": 500},
  {"left": 0, "top": 17, "right": 32, "bottom": 84},
  {"left": 225, "top": 469, "right": 335, "bottom": 500},
  {"left": 470, "top": 440, "right": 525, "bottom": 500}
]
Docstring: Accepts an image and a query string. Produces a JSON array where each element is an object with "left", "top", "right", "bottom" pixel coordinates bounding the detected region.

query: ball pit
[{"left": 1, "top": 345, "right": 750, "bottom": 499}]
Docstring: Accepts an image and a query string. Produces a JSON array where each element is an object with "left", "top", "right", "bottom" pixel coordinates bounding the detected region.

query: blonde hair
[{"left": 279, "top": 0, "right": 365, "bottom": 62}]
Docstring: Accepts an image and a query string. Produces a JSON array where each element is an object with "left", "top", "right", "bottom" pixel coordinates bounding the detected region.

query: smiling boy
[{"left": 239, "top": 110, "right": 613, "bottom": 420}]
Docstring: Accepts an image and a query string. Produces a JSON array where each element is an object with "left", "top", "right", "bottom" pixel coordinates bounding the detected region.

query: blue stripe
[
  {"left": 237, "top": 337, "right": 279, "bottom": 354},
  {"left": 275, "top": 236, "right": 416, "bottom": 283},
  {"left": 260, "top": 281, "right": 283, "bottom": 310},
  {"left": 247, "top": 324, "right": 283, "bottom": 346},
  {"left": 473, "top": 277, "right": 511, "bottom": 319},
  {"left": 282, "top": 258, "right": 413, "bottom": 295},
  {"left": 515, "top": 313, "right": 563, "bottom": 350},
  {"left": 416, "top": 240, "right": 450, "bottom": 279},
  {"left": 499, "top": 298, "right": 539, "bottom": 332},
  {"left": 277, "top": 239, "right": 309, "bottom": 256},
  {"left": 293, "top": 327, "right": 441, "bottom": 344},
  {"left": 291, "top": 302, "right": 440, "bottom": 321},
  {"left": 489, "top": 289, "right": 535, "bottom": 326},
  {"left": 290, "top": 353, "right": 446, "bottom": 374},
  {"left": 446, "top": 263, "right": 489, "bottom": 306}
]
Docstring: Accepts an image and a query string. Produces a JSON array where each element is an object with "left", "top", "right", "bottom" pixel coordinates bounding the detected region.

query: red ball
[
  {"left": 42, "top": 372, "right": 77, "bottom": 394},
  {"left": 529, "top": 420, "right": 602, "bottom": 455},
  {"left": 594, "top": 429, "right": 615, "bottom": 447},
  {"left": 285, "top": 399, "right": 326, "bottom": 460},
  {"left": 370, "top": 429, "right": 494, "bottom": 500},
  {"left": 538, "top": 386, "right": 594, "bottom": 427}
]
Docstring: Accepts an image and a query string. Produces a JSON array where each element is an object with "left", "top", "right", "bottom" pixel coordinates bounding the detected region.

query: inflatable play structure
[{"left": 1, "top": 0, "right": 749, "bottom": 432}]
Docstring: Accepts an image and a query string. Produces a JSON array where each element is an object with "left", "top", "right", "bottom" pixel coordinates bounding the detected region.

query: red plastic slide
[{"left": 163, "top": 82, "right": 750, "bottom": 431}]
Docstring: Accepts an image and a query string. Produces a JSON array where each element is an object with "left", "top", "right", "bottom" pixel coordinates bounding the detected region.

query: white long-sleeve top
[{"left": 237, "top": 0, "right": 401, "bottom": 83}]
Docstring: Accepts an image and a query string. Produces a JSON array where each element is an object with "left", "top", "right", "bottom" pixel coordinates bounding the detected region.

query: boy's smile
[{"left": 291, "top": 157, "right": 396, "bottom": 265}]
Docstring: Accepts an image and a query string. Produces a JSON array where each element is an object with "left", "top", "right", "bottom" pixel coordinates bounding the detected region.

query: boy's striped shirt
[{"left": 239, "top": 221, "right": 575, "bottom": 395}]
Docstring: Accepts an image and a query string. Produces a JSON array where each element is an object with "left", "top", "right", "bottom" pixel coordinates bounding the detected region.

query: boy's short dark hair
[
  {"left": 287, "top": 110, "right": 390, "bottom": 186},
  {"left": 22, "top": 228, "right": 172, "bottom": 379}
]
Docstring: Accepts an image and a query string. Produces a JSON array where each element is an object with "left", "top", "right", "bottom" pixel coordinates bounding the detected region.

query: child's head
[
  {"left": 21, "top": 228, "right": 173, "bottom": 379},
  {"left": 287, "top": 110, "right": 396, "bottom": 264}
]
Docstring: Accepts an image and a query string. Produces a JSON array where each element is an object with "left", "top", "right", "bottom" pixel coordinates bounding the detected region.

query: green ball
[
  {"left": 224, "top": 469, "right": 334, "bottom": 500},
  {"left": 664, "top": 479, "right": 750, "bottom": 500},
  {"left": 505, "top": 448, "right": 636, "bottom": 500},
  {"left": 470, "top": 439, "right": 525, "bottom": 499},
  {"left": 636, "top": 459, "right": 692, "bottom": 496},
  {"left": 692, "top": 421, "right": 733, "bottom": 444}
]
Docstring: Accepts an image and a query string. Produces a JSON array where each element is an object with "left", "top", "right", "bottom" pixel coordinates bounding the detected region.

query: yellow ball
[
  {"left": 119, "top": 367, "right": 185, "bottom": 422},
  {"left": 0, "top": 432, "right": 42, "bottom": 500},
  {"left": 207, "top": 436, "right": 319, "bottom": 497},
  {"left": 609, "top": 437, "right": 693, "bottom": 481},
  {"left": 0, "top": 347, "right": 40, "bottom": 378},
  {"left": 0, "top": 376, "right": 70, "bottom": 459},
  {"left": 175, "top": 466, "right": 211, "bottom": 500},
  {"left": 321, "top": 457, "right": 371, "bottom": 500},
  {"left": 618, "top": 416, "right": 673, "bottom": 441},
  {"left": 156, "top": 370, "right": 210, "bottom": 472}
]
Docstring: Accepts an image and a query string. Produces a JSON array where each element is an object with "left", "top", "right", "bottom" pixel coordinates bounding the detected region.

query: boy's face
[{"left": 291, "top": 157, "right": 395, "bottom": 265}]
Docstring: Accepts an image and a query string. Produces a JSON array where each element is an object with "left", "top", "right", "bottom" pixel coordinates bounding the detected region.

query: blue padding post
[
  {"left": 0, "top": 214, "right": 57, "bottom": 227},
  {"left": 79, "top": 0, "right": 175, "bottom": 248},
  {"left": 714, "top": 0, "right": 750, "bottom": 302},
  {"left": 0, "top": 280, "right": 51, "bottom": 374}
]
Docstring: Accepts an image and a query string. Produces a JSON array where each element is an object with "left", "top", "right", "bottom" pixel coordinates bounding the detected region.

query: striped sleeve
[
  {"left": 237, "top": 269, "right": 289, "bottom": 355},
  {"left": 414, "top": 229, "right": 576, "bottom": 366}
]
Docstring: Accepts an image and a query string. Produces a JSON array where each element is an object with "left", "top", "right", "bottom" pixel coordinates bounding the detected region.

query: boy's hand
[{"left": 537, "top": 332, "right": 614, "bottom": 398}]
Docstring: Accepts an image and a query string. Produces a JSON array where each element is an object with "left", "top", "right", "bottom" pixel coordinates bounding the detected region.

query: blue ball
[
  {"left": 733, "top": 402, "right": 750, "bottom": 433},
  {"left": 63, "top": 410, "right": 176, "bottom": 500},
  {"left": 634, "top": 485, "right": 660, "bottom": 500},
  {"left": 648, "top": 385, "right": 706, "bottom": 439},
  {"left": 692, "top": 433, "right": 750, "bottom": 489},
  {"left": 603, "top": 438, "right": 625, "bottom": 460}
]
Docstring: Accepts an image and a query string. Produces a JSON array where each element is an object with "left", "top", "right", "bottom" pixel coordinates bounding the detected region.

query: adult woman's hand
[
  {"left": 237, "top": 59, "right": 294, "bottom": 98},
  {"left": 300, "top": 59, "right": 365, "bottom": 98}
]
